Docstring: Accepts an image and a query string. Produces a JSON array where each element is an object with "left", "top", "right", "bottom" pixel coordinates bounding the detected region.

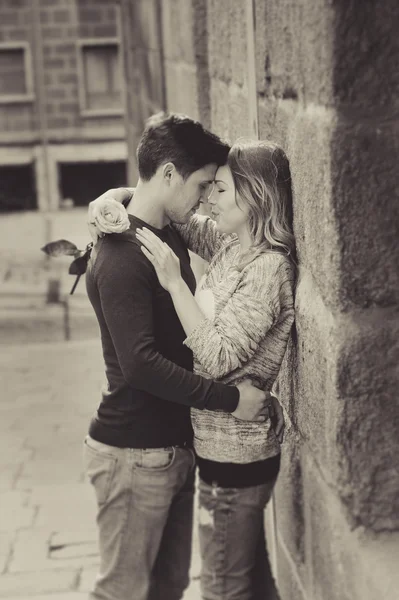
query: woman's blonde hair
[{"left": 227, "top": 139, "right": 296, "bottom": 271}]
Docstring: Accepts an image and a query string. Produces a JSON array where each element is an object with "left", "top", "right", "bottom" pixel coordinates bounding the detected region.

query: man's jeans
[
  {"left": 83, "top": 435, "right": 196, "bottom": 600},
  {"left": 198, "top": 477, "right": 277, "bottom": 600}
]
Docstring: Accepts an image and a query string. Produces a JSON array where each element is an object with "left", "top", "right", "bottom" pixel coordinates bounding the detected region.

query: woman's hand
[{"left": 136, "top": 227, "right": 183, "bottom": 293}]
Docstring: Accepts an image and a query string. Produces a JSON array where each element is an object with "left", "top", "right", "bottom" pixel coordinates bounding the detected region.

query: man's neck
[{"left": 126, "top": 180, "right": 169, "bottom": 229}]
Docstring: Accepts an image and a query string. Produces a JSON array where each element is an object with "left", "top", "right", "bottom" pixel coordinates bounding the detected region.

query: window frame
[
  {"left": 0, "top": 42, "right": 34, "bottom": 104},
  {"left": 76, "top": 38, "right": 124, "bottom": 118}
]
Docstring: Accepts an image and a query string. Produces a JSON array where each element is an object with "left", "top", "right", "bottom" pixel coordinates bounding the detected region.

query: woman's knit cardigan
[{"left": 174, "top": 215, "right": 295, "bottom": 464}]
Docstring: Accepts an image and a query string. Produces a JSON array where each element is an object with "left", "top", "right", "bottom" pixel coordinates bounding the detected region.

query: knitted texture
[{"left": 175, "top": 216, "right": 295, "bottom": 463}]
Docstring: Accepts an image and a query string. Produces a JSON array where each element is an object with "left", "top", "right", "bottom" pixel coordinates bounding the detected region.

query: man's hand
[
  {"left": 233, "top": 380, "right": 271, "bottom": 422},
  {"left": 269, "top": 394, "right": 285, "bottom": 444}
]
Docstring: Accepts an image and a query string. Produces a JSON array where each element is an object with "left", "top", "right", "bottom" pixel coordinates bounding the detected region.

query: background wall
[{"left": 121, "top": 1, "right": 399, "bottom": 599}]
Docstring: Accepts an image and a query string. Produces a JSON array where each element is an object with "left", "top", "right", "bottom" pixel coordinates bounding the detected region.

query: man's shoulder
[{"left": 93, "top": 232, "right": 152, "bottom": 279}]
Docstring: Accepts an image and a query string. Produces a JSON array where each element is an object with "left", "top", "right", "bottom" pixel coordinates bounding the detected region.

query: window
[
  {"left": 0, "top": 43, "right": 34, "bottom": 103},
  {"left": 77, "top": 40, "right": 123, "bottom": 116},
  {"left": 0, "top": 164, "right": 37, "bottom": 212},
  {"left": 59, "top": 161, "right": 127, "bottom": 207}
]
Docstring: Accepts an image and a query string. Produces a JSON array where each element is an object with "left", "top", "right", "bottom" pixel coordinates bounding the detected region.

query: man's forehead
[{"left": 195, "top": 163, "right": 218, "bottom": 182}]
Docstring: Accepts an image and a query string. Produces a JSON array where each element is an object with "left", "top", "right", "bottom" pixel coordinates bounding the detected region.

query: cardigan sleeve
[
  {"left": 173, "top": 215, "right": 234, "bottom": 262},
  {"left": 183, "top": 255, "right": 294, "bottom": 379}
]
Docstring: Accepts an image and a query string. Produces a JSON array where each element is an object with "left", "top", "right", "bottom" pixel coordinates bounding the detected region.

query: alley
[{"left": 0, "top": 338, "right": 201, "bottom": 599}]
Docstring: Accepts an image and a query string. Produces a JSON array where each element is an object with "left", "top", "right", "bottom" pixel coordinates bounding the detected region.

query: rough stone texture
[
  {"left": 275, "top": 541, "right": 307, "bottom": 600},
  {"left": 335, "top": 308, "right": 399, "bottom": 531},
  {"left": 302, "top": 451, "right": 399, "bottom": 600},
  {"left": 331, "top": 118, "right": 399, "bottom": 309},
  {"left": 110, "top": 2, "right": 399, "bottom": 599},
  {"left": 255, "top": 0, "right": 338, "bottom": 105},
  {"left": 255, "top": 0, "right": 399, "bottom": 534}
]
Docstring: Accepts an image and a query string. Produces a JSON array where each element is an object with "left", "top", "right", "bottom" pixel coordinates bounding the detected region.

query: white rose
[{"left": 90, "top": 196, "right": 130, "bottom": 238}]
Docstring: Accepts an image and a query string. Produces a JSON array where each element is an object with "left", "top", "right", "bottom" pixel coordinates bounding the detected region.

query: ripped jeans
[{"left": 198, "top": 477, "right": 277, "bottom": 600}]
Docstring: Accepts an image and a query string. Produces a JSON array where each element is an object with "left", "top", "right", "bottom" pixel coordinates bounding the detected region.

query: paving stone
[
  {"left": 0, "top": 448, "right": 33, "bottom": 470},
  {"left": 77, "top": 566, "right": 97, "bottom": 593},
  {"left": 0, "top": 339, "right": 201, "bottom": 597},
  {"left": 183, "top": 578, "right": 201, "bottom": 600},
  {"left": 8, "top": 528, "right": 51, "bottom": 573},
  {"left": 0, "top": 532, "right": 14, "bottom": 574},
  {"left": 33, "top": 484, "right": 96, "bottom": 530},
  {"left": 0, "top": 569, "right": 79, "bottom": 597},
  {"left": 15, "top": 453, "right": 85, "bottom": 488},
  {"left": 0, "top": 491, "right": 34, "bottom": 532},
  {"left": 0, "top": 464, "right": 20, "bottom": 492},
  {"left": 15, "top": 594, "right": 86, "bottom": 600}
]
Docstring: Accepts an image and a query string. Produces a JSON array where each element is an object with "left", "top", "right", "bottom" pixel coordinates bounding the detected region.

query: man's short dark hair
[{"left": 136, "top": 112, "right": 230, "bottom": 181}]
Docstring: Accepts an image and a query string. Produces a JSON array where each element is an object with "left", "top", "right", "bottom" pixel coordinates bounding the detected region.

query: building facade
[
  {"left": 0, "top": 0, "right": 127, "bottom": 214},
  {"left": 120, "top": 1, "right": 399, "bottom": 600}
]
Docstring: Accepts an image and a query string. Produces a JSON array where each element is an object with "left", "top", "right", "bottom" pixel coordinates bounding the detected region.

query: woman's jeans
[
  {"left": 198, "top": 477, "right": 277, "bottom": 600},
  {"left": 83, "top": 435, "right": 196, "bottom": 600}
]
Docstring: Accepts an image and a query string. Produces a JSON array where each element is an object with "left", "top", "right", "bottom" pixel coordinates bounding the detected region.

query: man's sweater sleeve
[{"left": 94, "top": 238, "right": 239, "bottom": 412}]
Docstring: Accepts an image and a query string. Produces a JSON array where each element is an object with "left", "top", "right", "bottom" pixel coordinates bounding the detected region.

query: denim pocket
[
  {"left": 136, "top": 447, "right": 176, "bottom": 471},
  {"left": 83, "top": 437, "right": 118, "bottom": 506}
]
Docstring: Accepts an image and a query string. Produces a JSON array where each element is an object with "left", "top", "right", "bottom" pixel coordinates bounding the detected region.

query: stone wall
[{"left": 121, "top": 2, "right": 399, "bottom": 598}]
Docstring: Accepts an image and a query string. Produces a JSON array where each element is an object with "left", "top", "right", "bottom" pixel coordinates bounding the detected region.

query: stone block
[
  {"left": 93, "top": 24, "right": 117, "bottom": 38},
  {"left": 280, "top": 272, "right": 340, "bottom": 479},
  {"left": 275, "top": 537, "right": 307, "bottom": 600},
  {"left": 53, "top": 9, "right": 70, "bottom": 24},
  {"left": 273, "top": 431, "right": 306, "bottom": 567},
  {"left": 334, "top": 308, "right": 399, "bottom": 530},
  {"left": 182, "top": 579, "right": 201, "bottom": 600},
  {"left": 301, "top": 453, "right": 399, "bottom": 600},
  {"left": 0, "top": 531, "right": 13, "bottom": 573},
  {"left": 161, "top": 0, "right": 195, "bottom": 63},
  {"left": 9, "top": 527, "right": 99, "bottom": 573},
  {"left": 0, "top": 570, "right": 79, "bottom": 597},
  {"left": 0, "top": 490, "right": 34, "bottom": 532},
  {"left": 136, "top": 0, "right": 160, "bottom": 51},
  {"left": 32, "top": 483, "right": 96, "bottom": 530},
  {"left": 330, "top": 118, "right": 399, "bottom": 309},
  {"left": 78, "top": 566, "right": 98, "bottom": 592},
  {"left": 209, "top": 79, "right": 249, "bottom": 141},
  {"left": 16, "top": 595, "right": 86, "bottom": 600},
  {"left": 77, "top": 7, "right": 105, "bottom": 25},
  {"left": 255, "top": 0, "right": 334, "bottom": 105},
  {"left": 333, "top": 1, "right": 399, "bottom": 111},
  {"left": 137, "top": 48, "right": 165, "bottom": 113},
  {"left": 207, "top": 0, "right": 247, "bottom": 86},
  {"left": 164, "top": 61, "right": 199, "bottom": 119}
]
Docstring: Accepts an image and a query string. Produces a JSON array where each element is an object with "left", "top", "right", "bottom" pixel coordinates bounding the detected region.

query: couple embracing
[{"left": 84, "top": 112, "right": 296, "bottom": 600}]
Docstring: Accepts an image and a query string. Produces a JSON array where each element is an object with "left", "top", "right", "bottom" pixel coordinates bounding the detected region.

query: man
[{"left": 85, "top": 113, "right": 272, "bottom": 600}]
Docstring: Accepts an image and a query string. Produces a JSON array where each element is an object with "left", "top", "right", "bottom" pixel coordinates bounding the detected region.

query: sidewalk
[{"left": 0, "top": 338, "right": 201, "bottom": 600}]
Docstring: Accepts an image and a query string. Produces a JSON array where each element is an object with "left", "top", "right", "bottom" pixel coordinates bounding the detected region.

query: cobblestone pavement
[{"left": 0, "top": 338, "right": 201, "bottom": 600}]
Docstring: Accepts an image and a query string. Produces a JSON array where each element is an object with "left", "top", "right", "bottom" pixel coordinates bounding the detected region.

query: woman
[{"left": 92, "top": 139, "right": 296, "bottom": 599}]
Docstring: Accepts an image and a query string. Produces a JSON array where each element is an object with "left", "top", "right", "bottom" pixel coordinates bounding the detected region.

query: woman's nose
[{"left": 207, "top": 185, "right": 216, "bottom": 204}]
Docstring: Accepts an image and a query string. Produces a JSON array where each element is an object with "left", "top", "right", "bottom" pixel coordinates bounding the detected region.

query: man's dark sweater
[{"left": 86, "top": 215, "right": 239, "bottom": 449}]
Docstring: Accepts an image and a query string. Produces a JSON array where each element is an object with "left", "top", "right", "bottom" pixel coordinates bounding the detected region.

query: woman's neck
[{"left": 235, "top": 225, "right": 253, "bottom": 254}]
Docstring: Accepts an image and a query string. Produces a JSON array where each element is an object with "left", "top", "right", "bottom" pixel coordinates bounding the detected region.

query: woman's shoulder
[{"left": 244, "top": 250, "right": 294, "bottom": 276}]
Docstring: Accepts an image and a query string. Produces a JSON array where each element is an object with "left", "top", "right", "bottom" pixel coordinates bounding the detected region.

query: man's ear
[{"left": 162, "top": 162, "right": 175, "bottom": 184}]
